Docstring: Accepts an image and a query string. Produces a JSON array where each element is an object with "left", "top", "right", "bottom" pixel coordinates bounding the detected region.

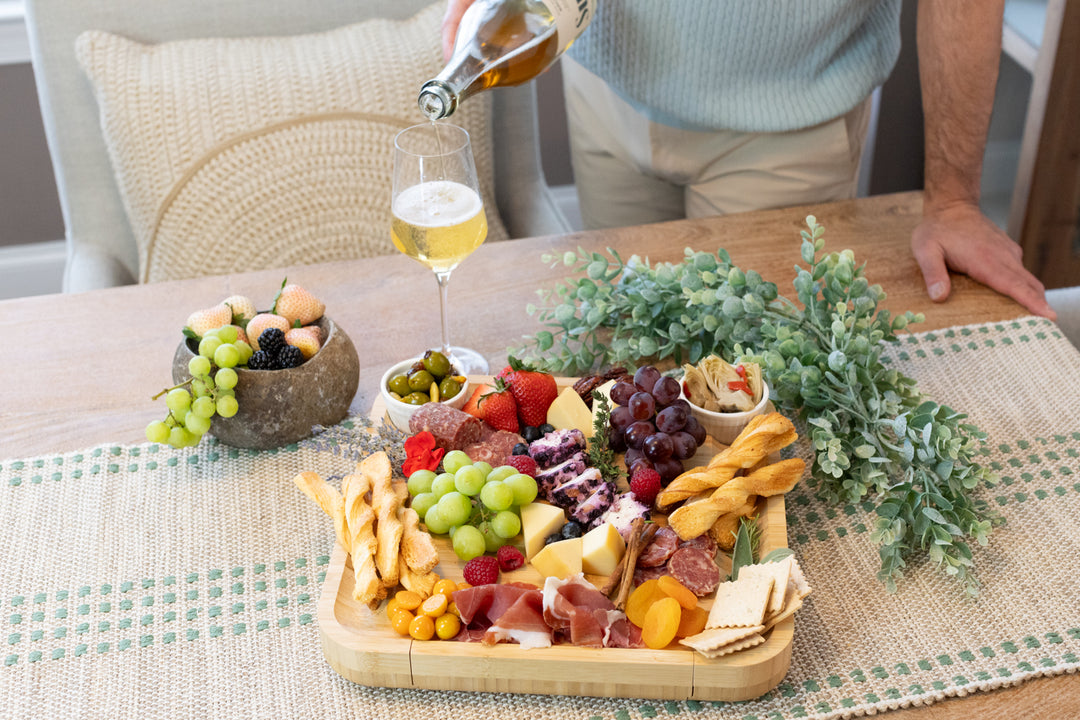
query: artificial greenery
[{"left": 513, "top": 217, "right": 998, "bottom": 595}]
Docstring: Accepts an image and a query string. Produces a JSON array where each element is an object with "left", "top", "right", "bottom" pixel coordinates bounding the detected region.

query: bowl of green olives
[{"left": 380, "top": 350, "right": 469, "bottom": 430}]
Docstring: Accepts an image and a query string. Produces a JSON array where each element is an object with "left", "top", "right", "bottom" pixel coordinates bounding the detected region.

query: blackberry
[
  {"left": 257, "top": 327, "right": 285, "bottom": 357},
  {"left": 277, "top": 345, "right": 304, "bottom": 369},
  {"left": 248, "top": 350, "right": 275, "bottom": 370}
]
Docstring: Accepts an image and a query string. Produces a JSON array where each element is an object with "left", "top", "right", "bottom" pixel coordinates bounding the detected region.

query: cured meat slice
[
  {"left": 668, "top": 547, "right": 721, "bottom": 597},
  {"left": 632, "top": 563, "right": 669, "bottom": 587},
  {"left": 463, "top": 429, "right": 525, "bottom": 466},
  {"left": 409, "top": 403, "right": 482, "bottom": 451},
  {"left": 484, "top": 587, "right": 550, "bottom": 649},
  {"left": 604, "top": 614, "right": 645, "bottom": 649},
  {"left": 542, "top": 574, "right": 626, "bottom": 648},
  {"left": 453, "top": 582, "right": 539, "bottom": 626},
  {"left": 679, "top": 533, "right": 718, "bottom": 557},
  {"left": 637, "top": 526, "right": 679, "bottom": 567}
]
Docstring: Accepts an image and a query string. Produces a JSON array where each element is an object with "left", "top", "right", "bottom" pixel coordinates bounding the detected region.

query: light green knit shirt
[{"left": 566, "top": 0, "right": 902, "bottom": 132}]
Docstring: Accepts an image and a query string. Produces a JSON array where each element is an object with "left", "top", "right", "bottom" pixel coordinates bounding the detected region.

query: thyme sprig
[
  {"left": 588, "top": 390, "right": 623, "bottom": 484},
  {"left": 512, "top": 217, "right": 999, "bottom": 596}
]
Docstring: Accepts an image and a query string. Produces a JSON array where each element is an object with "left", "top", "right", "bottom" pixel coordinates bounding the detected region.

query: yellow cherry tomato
[
  {"left": 435, "top": 613, "right": 461, "bottom": 640},
  {"left": 409, "top": 614, "right": 436, "bottom": 641},
  {"left": 390, "top": 608, "right": 414, "bottom": 636},
  {"left": 432, "top": 578, "right": 459, "bottom": 599},
  {"left": 394, "top": 590, "right": 423, "bottom": 611},
  {"left": 420, "top": 593, "right": 448, "bottom": 618}
]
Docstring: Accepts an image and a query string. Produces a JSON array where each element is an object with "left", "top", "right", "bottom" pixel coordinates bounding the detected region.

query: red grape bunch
[{"left": 608, "top": 365, "right": 708, "bottom": 483}]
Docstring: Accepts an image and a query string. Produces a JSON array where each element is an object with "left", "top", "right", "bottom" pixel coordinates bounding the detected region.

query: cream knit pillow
[{"left": 75, "top": 3, "right": 507, "bottom": 283}]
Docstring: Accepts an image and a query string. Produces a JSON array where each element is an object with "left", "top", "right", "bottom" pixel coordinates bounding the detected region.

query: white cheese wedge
[
  {"left": 581, "top": 522, "right": 626, "bottom": 576},
  {"left": 520, "top": 502, "right": 566, "bottom": 560},
  {"left": 530, "top": 537, "right": 582, "bottom": 580},
  {"left": 546, "top": 386, "right": 596, "bottom": 438}
]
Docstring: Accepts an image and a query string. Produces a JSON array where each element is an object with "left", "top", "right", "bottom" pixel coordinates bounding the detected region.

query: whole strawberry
[
  {"left": 629, "top": 467, "right": 662, "bottom": 506},
  {"left": 478, "top": 380, "right": 519, "bottom": 433},
  {"left": 462, "top": 382, "right": 494, "bottom": 419},
  {"left": 503, "top": 356, "right": 558, "bottom": 428},
  {"left": 221, "top": 294, "right": 257, "bottom": 324},
  {"left": 272, "top": 278, "right": 325, "bottom": 326},
  {"left": 184, "top": 303, "right": 232, "bottom": 340},
  {"left": 246, "top": 313, "right": 291, "bottom": 351},
  {"left": 462, "top": 555, "right": 500, "bottom": 586},
  {"left": 285, "top": 326, "right": 322, "bottom": 359}
]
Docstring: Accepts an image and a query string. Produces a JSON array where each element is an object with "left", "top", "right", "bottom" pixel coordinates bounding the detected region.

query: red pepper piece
[{"left": 727, "top": 380, "right": 752, "bottom": 394}]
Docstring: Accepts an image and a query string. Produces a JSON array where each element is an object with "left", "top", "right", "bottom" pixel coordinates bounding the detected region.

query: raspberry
[
  {"left": 462, "top": 555, "right": 500, "bottom": 586},
  {"left": 496, "top": 545, "right": 525, "bottom": 572},
  {"left": 629, "top": 467, "right": 662, "bottom": 506},
  {"left": 505, "top": 454, "right": 538, "bottom": 477}
]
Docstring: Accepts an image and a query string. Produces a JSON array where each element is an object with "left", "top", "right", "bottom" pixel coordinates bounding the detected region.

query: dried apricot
[
  {"left": 432, "top": 578, "right": 459, "bottom": 599},
  {"left": 394, "top": 590, "right": 423, "bottom": 611},
  {"left": 409, "top": 614, "right": 436, "bottom": 641},
  {"left": 390, "top": 608, "right": 414, "bottom": 636},
  {"left": 675, "top": 605, "right": 709, "bottom": 638},
  {"left": 435, "top": 613, "right": 461, "bottom": 640},
  {"left": 658, "top": 575, "right": 698, "bottom": 610},
  {"left": 642, "top": 596, "right": 681, "bottom": 649},
  {"left": 626, "top": 579, "right": 667, "bottom": 628},
  {"left": 420, "top": 593, "right": 448, "bottom": 618}
]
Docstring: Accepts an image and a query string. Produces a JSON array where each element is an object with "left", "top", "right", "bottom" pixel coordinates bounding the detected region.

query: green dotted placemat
[{"left": 1, "top": 317, "right": 1079, "bottom": 719}]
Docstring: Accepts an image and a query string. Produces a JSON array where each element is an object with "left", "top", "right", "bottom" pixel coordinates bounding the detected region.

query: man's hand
[
  {"left": 441, "top": 0, "right": 476, "bottom": 61},
  {"left": 912, "top": 201, "right": 1056, "bottom": 318}
]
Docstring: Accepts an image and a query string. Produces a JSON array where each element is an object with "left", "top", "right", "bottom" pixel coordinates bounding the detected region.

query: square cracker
[
  {"left": 788, "top": 557, "right": 811, "bottom": 599},
  {"left": 699, "top": 633, "right": 766, "bottom": 659},
  {"left": 764, "top": 595, "right": 804, "bottom": 632},
  {"left": 706, "top": 574, "right": 774, "bottom": 629},
  {"left": 738, "top": 557, "right": 793, "bottom": 619},
  {"left": 679, "top": 624, "right": 764, "bottom": 653}
]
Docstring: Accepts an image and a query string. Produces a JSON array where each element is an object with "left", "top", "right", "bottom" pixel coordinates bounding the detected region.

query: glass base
[{"left": 446, "top": 346, "right": 489, "bottom": 376}]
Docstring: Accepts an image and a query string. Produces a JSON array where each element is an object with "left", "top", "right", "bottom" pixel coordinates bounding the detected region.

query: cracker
[
  {"left": 763, "top": 595, "right": 803, "bottom": 632},
  {"left": 706, "top": 574, "right": 774, "bottom": 628},
  {"left": 678, "top": 624, "right": 764, "bottom": 653},
  {"left": 788, "top": 557, "right": 812, "bottom": 599},
  {"left": 738, "top": 557, "right": 792, "bottom": 619},
  {"left": 698, "top": 633, "right": 766, "bottom": 658}
]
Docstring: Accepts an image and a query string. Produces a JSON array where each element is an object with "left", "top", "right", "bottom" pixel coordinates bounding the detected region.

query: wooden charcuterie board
[{"left": 316, "top": 377, "right": 794, "bottom": 700}]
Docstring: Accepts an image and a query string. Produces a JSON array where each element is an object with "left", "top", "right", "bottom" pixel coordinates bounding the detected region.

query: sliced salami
[
  {"left": 409, "top": 403, "right": 482, "bottom": 451},
  {"left": 679, "top": 533, "right": 718, "bottom": 558},
  {"left": 637, "top": 526, "right": 679, "bottom": 568},
  {"left": 632, "top": 563, "right": 669, "bottom": 588},
  {"left": 668, "top": 547, "right": 721, "bottom": 597},
  {"left": 463, "top": 430, "right": 525, "bottom": 466}
]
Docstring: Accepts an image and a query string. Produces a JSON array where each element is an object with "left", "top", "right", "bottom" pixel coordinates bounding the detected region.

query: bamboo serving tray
[{"left": 316, "top": 377, "right": 794, "bottom": 701}]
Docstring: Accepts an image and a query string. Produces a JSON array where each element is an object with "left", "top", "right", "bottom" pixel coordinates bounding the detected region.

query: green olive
[
  {"left": 439, "top": 377, "right": 462, "bottom": 400},
  {"left": 402, "top": 391, "right": 430, "bottom": 406},
  {"left": 387, "top": 374, "right": 411, "bottom": 397},
  {"left": 407, "top": 369, "right": 435, "bottom": 392},
  {"left": 422, "top": 350, "right": 451, "bottom": 379}
]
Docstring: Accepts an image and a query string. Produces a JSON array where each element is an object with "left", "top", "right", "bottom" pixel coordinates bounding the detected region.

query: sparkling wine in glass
[{"left": 391, "top": 122, "right": 489, "bottom": 374}]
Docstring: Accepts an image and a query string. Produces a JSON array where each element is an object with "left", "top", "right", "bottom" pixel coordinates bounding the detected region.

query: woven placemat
[{"left": 1, "top": 316, "right": 1079, "bottom": 719}]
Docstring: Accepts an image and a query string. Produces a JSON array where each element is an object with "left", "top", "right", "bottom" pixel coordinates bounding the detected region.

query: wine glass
[{"left": 391, "top": 122, "right": 490, "bottom": 375}]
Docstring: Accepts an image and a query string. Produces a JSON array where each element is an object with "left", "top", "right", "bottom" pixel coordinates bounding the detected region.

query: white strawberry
[
  {"left": 221, "top": 295, "right": 257, "bottom": 324},
  {"left": 184, "top": 304, "right": 232, "bottom": 339},
  {"left": 272, "top": 279, "right": 325, "bottom": 326}
]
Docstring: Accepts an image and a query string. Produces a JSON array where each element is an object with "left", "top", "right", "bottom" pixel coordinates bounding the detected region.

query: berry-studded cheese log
[
  {"left": 409, "top": 403, "right": 482, "bottom": 451},
  {"left": 528, "top": 428, "right": 586, "bottom": 467}
]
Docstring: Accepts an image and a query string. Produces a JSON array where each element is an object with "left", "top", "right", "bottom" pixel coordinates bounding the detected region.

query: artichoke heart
[{"left": 681, "top": 355, "right": 763, "bottom": 412}]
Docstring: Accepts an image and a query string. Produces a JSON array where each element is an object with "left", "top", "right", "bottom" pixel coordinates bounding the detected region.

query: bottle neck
[{"left": 418, "top": 80, "right": 457, "bottom": 121}]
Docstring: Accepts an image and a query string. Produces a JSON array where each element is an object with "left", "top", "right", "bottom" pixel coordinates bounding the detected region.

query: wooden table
[{"left": 0, "top": 191, "right": 1074, "bottom": 717}]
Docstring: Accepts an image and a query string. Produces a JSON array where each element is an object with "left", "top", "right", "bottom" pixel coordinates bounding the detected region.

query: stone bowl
[{"left": 172, "top": 316, "right": 359, "bottom": 449}]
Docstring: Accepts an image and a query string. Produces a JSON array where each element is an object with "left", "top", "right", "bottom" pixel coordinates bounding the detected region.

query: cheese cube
[
  {"left": 546, "top": 387, "right": 595, "bottom": 438},
  {"left": 520, "top": 502, "right": 566, "bottom": 560},
  {"left": 581, "top": 522, "right": 626, "bottom": 576},
  {"left": 530, "top": 537, "right": 582, "bottom": 580}
]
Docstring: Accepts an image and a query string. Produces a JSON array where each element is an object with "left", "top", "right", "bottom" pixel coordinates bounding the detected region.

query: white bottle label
[{"left": 546, "top": 0, "right": 595, "bottom": 53}]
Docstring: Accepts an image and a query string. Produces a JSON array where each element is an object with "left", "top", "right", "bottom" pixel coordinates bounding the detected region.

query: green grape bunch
[
  {"left": 513, "top": 217, "right": 998, "bottom": 596},
  {"left": 145, "top": 325, "right": 252, "bottom": 448}
]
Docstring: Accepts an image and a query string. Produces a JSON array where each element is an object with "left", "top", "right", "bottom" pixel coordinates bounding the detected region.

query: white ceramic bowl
[
  {"left": 380, "top": 357, "right": 470, "bottom": 431},
  {"left": 684, "top": 380, "right": 771, "bottom": 446}
]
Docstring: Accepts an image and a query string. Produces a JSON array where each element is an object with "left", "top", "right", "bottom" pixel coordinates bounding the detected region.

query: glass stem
[{"left": 435, "top": 269, "right": 454, "bottom": 359}]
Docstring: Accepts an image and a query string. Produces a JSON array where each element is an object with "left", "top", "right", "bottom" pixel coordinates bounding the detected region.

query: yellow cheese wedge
[
  {"left": 530, "top": 537, "right": 583, "bottom": 580},
  {"left": 546, "top": 386, "right": 595, "bottom": 438},
  {"left": 581, "top": 522, "right": 626, "bottom": 576},
  {"left": 520, "top": 502, "right": 566, "bottom": 560}
]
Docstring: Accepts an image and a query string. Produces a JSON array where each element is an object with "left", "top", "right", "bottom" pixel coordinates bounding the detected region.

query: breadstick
[
  {"left": 365, "top": 453, "right": 403, "bottom": 587},
  {"left": 293, "top": 471, "right": 349, "bottom": 552},
  {"left": 398, "top": 506, "right": 439, "bottom": 574},
  {"left": 341, "top": 471, "right": 381, "bottom": 607}
]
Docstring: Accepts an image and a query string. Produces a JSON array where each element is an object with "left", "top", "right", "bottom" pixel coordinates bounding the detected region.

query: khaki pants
[{"left": 561, "top": 57, "right": 873, "bottom": 230}]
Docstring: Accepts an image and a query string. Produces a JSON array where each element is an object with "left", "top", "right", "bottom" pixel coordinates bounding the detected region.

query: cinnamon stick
[{"left": 611, "top": 519, "right": 658, "bottom": 610}]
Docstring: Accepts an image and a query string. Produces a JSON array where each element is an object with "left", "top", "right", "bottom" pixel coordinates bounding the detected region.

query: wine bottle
[{"left": 418, "top": 0, "right": 594, "bottom": 120}]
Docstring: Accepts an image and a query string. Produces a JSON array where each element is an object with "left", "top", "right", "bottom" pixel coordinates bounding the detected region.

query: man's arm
[{"left": 913, "top": 0, "right": 1055, "bottom": 318}]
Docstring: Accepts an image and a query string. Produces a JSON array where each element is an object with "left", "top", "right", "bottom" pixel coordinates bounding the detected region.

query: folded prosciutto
[
  {"left": 452, "top": 582, "right": 552, "bottom": 649},
  {"left": 542, "top": 574, "right": 641, "bottom": 649}
]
